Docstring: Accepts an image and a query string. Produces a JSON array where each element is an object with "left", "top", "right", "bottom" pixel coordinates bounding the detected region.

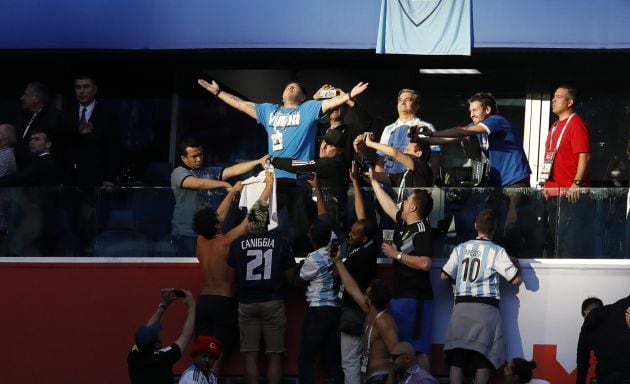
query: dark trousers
[{"left": 299, "top": 306, "right": 343, "bottom": 384}]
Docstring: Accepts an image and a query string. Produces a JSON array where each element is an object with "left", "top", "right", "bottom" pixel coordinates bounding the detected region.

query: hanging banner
[{"left": 376, "top": 0, "right": 472, "bottom": 55}]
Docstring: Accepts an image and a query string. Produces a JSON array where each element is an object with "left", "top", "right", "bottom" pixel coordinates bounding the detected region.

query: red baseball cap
[{"left": 190, "top": 336, "right": 222, "bottom": 358}]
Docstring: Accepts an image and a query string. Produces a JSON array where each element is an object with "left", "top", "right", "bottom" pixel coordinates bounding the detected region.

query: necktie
[
  {"left": 80, "top": 107, "right": 87, "bottom": 123},
  {"left": 23, "top": 111, "right": 39, "bottom": 139}
]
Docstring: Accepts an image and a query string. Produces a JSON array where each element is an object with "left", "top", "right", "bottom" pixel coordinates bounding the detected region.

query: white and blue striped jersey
[
  {"left": 442, "top": 239, "right": 518, "bottom": 300},
  {"left": 178, "top": 364, "right": 217, "bottom": 384},
  {"left": 300, "top": 246, "right": 340, "bottom": 308}
]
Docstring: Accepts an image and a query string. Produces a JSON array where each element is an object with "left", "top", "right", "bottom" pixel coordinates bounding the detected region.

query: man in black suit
[
  {"left": 16, "top": 82, "right": 63, "bottom": 169},
  {"left": 0, "top": 130, "right": 60, "bottom": 256},
  {"left": 0, "top": 130, "right": 60, "bottom": 186},
  {"left": 64, "top": 74, "right": 119, "bottom": 187}
]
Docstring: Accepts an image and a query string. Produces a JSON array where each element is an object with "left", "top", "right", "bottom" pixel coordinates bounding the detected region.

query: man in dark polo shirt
[
  {"left": 370, "top": 169, "right": 434, "bottom": 372},
  {"left": 127, "top": 288, "right": 196, "bottom": 384}
]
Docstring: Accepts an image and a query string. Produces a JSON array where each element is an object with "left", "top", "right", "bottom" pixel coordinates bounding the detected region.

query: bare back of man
[
  {"left": 197, "top": 229, "right": 245, "bottom": 297},
  {"left": 365, "top": 311, "right": 399, "bottom": 378}
]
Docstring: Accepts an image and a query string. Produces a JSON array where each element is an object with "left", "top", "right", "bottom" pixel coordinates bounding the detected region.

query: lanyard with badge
[
  {"left": 361, "top": 309, "right": 387, "bottom": 374},
  {"left": 271, "top": 107, "right": 299, "bottom": 152},
  {"left": 541, "top": 113, "right": 575, "bottom": 181}
]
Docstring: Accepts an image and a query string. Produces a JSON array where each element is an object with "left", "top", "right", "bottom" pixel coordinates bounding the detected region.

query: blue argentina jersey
[
  {"left": 300, "top": 247, "right": 340, "bottom": 307},
  {"left": 255, "top": 100, "right": 323, "bottom": 179},
  {"left": 442, "top": 239, "right": 518, "bottom": 300}
]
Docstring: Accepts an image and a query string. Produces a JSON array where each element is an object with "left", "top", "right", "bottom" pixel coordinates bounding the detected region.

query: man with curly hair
[{"left": 192, "top": 171, "right": 273, "bottom": 372}]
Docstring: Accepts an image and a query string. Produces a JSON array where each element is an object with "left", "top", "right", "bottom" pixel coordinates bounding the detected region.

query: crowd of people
[
  {"left": 126, "top": 77, "right": 563, "bottom": 384},
  {"left": 0, "top": 72, "right": 610, "bottom": 260}
]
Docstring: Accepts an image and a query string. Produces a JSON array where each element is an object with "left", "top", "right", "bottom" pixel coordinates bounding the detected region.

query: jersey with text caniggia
[{"left": 228, "top": 232, "right": 295, "bottom": 304}]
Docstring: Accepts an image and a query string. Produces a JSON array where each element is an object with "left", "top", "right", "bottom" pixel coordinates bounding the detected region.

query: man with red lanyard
[{"left": 542, "top": 85, "right": 591, "bottom": 257}]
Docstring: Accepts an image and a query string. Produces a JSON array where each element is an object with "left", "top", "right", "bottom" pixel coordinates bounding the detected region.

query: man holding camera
[
  {"left": 127, "top": 288, "right": 196, "bottom": 384},
  {"left": 313, "top": 84, "right": 375, "bottom": 168},
  {"left": 359, "top": 131, "right": 432, "bottom": 202}
]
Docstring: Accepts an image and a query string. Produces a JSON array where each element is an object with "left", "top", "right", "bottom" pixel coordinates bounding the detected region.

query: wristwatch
[
  {"left": 573, "top": 179, "right": 582, "bottom": 186},
  {"left": 396, "top": 252, "right": 403, "bottom": 260}
]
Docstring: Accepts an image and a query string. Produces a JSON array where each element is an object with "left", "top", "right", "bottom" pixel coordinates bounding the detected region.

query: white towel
[{"left": 238, "top": 171, "right": 278, "bottom": 231}]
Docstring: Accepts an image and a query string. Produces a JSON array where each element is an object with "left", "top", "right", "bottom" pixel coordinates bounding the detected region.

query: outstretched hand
[
  {"left": 198, "top": 79, "right": 220, "bottom": 95},
  {"left": 349, "top": 82, "right": 369, "bottom": 99}
]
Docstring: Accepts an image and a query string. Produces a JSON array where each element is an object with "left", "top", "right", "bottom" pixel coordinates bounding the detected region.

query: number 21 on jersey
[{"left": 246, "top": 249, "right": 272, "bottom": 281}]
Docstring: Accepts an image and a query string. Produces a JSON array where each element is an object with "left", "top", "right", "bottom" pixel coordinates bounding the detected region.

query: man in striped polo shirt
[
  {"left": 297, "top": 219, "right": 344, "bottom": 384},
  {"left": 440, "top": 209, "right": 522, "bottom": 384}
]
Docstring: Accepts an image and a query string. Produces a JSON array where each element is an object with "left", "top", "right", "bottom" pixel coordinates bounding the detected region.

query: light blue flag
[{"left": 376, "top": 0, "right": 471, "bottom": 55}]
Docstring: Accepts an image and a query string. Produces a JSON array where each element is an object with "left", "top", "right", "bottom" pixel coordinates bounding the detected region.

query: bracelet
[
  {"left": 214, "top": 89, "right": 222, "bottom": 98},
  {"left": 158, "top": 303, "right": 168, "bottom": 310}
]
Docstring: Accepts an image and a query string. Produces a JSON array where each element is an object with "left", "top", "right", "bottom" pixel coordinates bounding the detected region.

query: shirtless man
[
  {"left": 333, "top": 254, "right": 398, "bottom": 384},
  {"left": 192, "top": 171, "right": 273, "bottom": 370}
]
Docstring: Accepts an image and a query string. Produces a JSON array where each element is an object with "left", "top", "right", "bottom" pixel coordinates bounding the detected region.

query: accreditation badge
[
  {"left": 271, "top": 130, "right": 284, "bottom": 151},
  {"left": 540, "top": 151, "right": 555, "bottom": 180}
]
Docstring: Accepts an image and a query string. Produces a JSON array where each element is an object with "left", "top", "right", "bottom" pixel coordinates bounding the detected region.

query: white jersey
[
  {"left": 179, "top": 364, "right": 218, "bottom": 384},
  {"left": 441, "top": 238, "right": 518, "bottom": 300},
  {"left": 300, "top": 246, "right": 340, "bottom": 308}
]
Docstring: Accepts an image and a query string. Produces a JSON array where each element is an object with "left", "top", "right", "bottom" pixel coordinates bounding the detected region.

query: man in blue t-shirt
[
  {"left": 424, "top": 92, "right": 530, "bottom": 188},
  {"left": 227, "top": 200, "right": 295, "bottom": 384},
  {"left": 197, "top": 79, "right": 368, "bottom": 179},
  {"left": 197, "top": 79, "right": 369, "bottom": 256},
  {"left": 423, "top": 92, "right": 532, "bottom": 256}
]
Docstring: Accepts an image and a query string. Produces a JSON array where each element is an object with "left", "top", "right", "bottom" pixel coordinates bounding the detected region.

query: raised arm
[
  {"left": 307, "top": 173, "right": 327, "bottom": 217},
  {"left": 198, "top": 79, "right": 258, "bottom": 120},
  {"left": 349, "top": 162, "right": 366, "bottom": 220},
  {"left": 259, "top": 170, "right": 274, "bottom": 202},
  {"left": 333, "top": 257, "right": 370, "bottom": 313},
  {"left": 321, "top": 82, "right": 369, "bottom": 114},
  {"left": 146, "top": 288, "right": 178, "bottom": 326},
  {"left": 364, "top": 133, "right": 414, "bottom": 171},
  {"left": 222, "top": 154, "right": 269, "bottom": 180},
  {"left": 369, "top": 169, "right": 398, "bottom": 221},
  {"left": 216, "top": 181, "right": 243, "bottom": 223},
  {"left": 173, "top": 290, "right": 196, "bottom": 352}
]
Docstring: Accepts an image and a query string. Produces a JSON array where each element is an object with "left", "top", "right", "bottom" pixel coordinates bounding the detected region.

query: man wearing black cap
[
  {"left": 179, "top": 335, "right": 222, "bottom": 384},
  {"left": 271, "top": 129, "right": 350, "bottom": 231},
  {"left": 127, "top": 288, "right": 196, "bottom": 384}
]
